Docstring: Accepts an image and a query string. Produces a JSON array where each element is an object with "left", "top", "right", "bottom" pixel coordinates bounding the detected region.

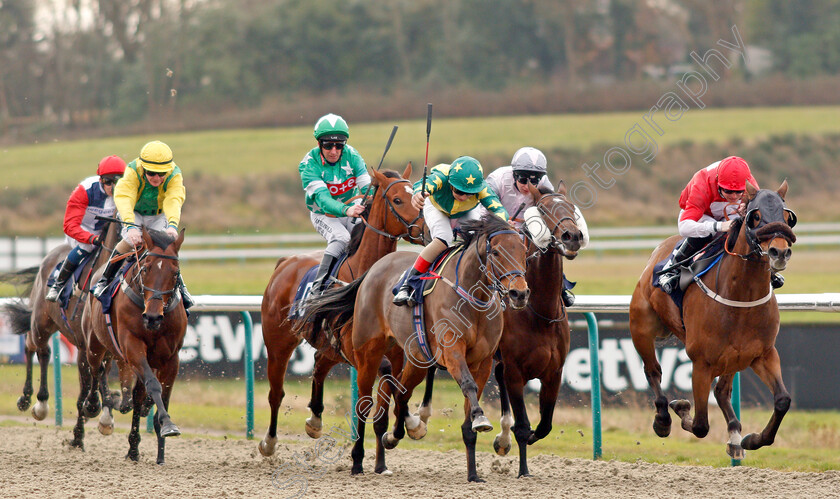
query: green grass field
[
  {"left": 2, "top": 106, "right": 840, "bottom": 188},
  {"left": 1, "top": 365, "right": 838, "bottom": 472}
]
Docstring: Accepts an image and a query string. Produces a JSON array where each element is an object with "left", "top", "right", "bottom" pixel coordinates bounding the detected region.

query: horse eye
[
  {"left": 491, "top": 250, "right": 500, "bottom": 257},
  {"left": 393, "top": 198, "right": 402, "bottom": 205}
]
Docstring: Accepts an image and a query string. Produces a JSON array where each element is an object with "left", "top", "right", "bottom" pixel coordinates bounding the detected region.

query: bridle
[
  {"left": 122, "top": 248, "right": 181, "bottom": 313},
  {"left": 469, "top": 229, "right": 527, "bottom": 299},
  {"left": 359, "top": 179, "right": 424, "bottom": 244},
  {"left": 725, "top": 195, "right": 797, "bottom": 262},
  {"left": 525, "top": 193, "right": 579, "bottom": 261}
]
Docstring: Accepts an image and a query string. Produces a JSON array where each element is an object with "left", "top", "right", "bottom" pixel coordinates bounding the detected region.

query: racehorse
[
  {"left": 490, "top": 182, "right": 583, "bottom": 477},
  {"left": 0, "top": 219, "right": 128, "bottom": 448},
  {"left": 81, "top": 227, "right": 188, "bottom": 464},
  {"left": 301, "top": 214, "right": 530, "bottom": 481},
  {"left": 629, "top": 180, "right": 796, "bottom": 459},
  {"left": 258, "top": 165, "right": 424, "bottom": 457}
]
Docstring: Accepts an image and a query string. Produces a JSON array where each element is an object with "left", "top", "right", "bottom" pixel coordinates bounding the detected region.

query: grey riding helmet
[{"left": 511, "top": 146, "right": 547, "bottom": 174}]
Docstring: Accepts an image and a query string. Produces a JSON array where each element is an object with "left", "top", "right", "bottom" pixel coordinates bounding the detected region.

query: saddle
[
  {"left": 46, "top": 251, "right": 98, "bottom": 310},
  {"left": 390, "top": 246, "right": 462, "bottom": 305},
  {"left": 288, "top": 253, "right": 349, "bottom": 321},
  {"left": 652, "top": 234, "right": 727, "bottom": 310}
]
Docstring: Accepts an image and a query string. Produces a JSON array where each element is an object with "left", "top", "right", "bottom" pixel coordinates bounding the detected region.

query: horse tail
[
  {"left": 0, "top": 266, "right": 39, "bottom": 298},
  {"left": 297, "top": 271, "right": 369, "bottom": 337},
  {"left": 1, "top": 300, "right": 32, "bottom": 336}
]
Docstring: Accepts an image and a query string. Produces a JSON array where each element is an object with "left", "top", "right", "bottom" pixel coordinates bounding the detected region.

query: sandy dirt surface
[{"left": 1, "top": 421, "right": 839, "bottom": 499}]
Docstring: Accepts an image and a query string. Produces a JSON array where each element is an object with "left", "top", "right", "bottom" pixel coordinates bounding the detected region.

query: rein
[
  {"left": 442, "top": 229, "right": 525, "bottom": 306},
  {"left": 359, "top": 179, "right": 424, "bottom": 243}
]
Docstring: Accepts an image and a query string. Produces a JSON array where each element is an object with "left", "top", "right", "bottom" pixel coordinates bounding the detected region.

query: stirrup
[
  {"left": 45, "top": 284, "right": 64, "bottom": 302},
  {"left": 658, "top": 272, "right": 679, "bottom": 294},
  {"left": 393, "top": 287, "right": 415, "bottom": 307},
  {"left": 92, "top": 279, "right": 111, "bottom": 298},
  {"left": 562, "top": 289, "right": 575, "bottom": 307},
  {"left": 770, "top": 273, "right": 785, "bottom": 289}
]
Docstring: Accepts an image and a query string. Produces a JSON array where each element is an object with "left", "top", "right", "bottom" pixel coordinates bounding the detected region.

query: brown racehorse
[
  {"left": 491, "top": 182, "right": 583, "bottom": 477},
  {"left": 258, "top": 165, "right": 424, "bottom": 457},
  {"left": 0, "top": 219, "right": 129, "bottom": 448},
  {"left": 629, "top": 180, "right": 796, "bottom": 459},
  {"left": 302, "top": 214, "right": 530, "bottom": 482},
  {"left": 82, "top": 227, "right": 188, "bottom": 464}
]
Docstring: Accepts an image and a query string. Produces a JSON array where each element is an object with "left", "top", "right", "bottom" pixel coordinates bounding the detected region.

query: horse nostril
[
  {"left": 784, "top": 248, "right": 792, "bottom": 260},
  {"left": 561, "top": 233, "right": 572, "bottom": 244},
  {"left": 768, "top": 247, "right": 780, "bottom": 259}
]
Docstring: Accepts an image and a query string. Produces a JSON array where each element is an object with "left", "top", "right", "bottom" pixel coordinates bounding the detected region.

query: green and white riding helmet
[
  {"left": 313, "top": 113, "right": 350, "bottom": 142},
  {"left": 448, "top": 156, "right": 485, "bottom": 194}
]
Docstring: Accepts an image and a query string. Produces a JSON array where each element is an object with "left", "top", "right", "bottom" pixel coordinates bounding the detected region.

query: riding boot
[
  {"left": 178, "top": 274, "right": 195, "bottom": 309},
  {"left": 45, "top": 258, "right": 79, "bottom": 302},
  {"left": 561, "top": 288, "right": 575, "bottom": 307},
  {"left": 657, "top": 238, "right": 702, "bottom": 294},
  {"left": 93, "top": 250, "right": 124, "bottom": 298},
  {"left": 309, "top": 254, "right": 339, "bottom": 300},
  {"left": 770, "top": 272, "right": 785, "bottom": 289},
  {"left": 393, "top": 267, "right": 422, "bottom": 307}
]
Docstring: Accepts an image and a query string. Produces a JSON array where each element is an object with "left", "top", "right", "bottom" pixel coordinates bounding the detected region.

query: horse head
[
  {"left": 528, "top": 181, "right": 583, "bottom": 259},
  {"left": 365, "top": 163, "right": 425, "bottom": 244},
  {"left": 461, "top": 214, "right": 530, "bottom": 310},
  {"left": 735, "top": 180, "right": 796, "bottom": 272},
  {"left": 138, "top": 227, "right": 184, "bottom": 331}
]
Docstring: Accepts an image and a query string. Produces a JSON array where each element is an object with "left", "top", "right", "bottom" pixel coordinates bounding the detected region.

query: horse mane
[
  {"left": 147, "top": 229, "right": 176, "bottom": 250},
  {"left": 457, "top": 214, "right": 512, "bottom": 249},
  {"left": 346, "top": 170, "right": 402, "bottom": 257}
]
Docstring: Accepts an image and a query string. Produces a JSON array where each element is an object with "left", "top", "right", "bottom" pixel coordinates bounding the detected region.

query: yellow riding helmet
[{"left": 139, "top": 140, "right": 174, "bottom": 173}]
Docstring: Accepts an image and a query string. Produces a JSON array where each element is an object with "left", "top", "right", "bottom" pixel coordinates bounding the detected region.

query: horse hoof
[
  {"left": 468, "top": 476, "right": 486, "bottom": 483},
  {"left": 741, "top": 433, "right": 760, "bottom": 451},
  {"left": 259, "top": 437, "right": 277, "bottom": 457},
  {"left": 69, "top": 439, "right": 85, "bottom": 450},
  {"left": 493, "top": 436, "right": 511, "bottom": 456},
  {"left": 376, "top": 468, "right": 393, "bottom": 476},
  {"left": 472, "top": 415, "right": 493, "bottom": 433},
  {"left": 417, "top": 406, "right": 432, "bottom": 425},
  {"left": 83, "top": 399, "right": 101, "bottom": 419},
  {"left": 160, "top": 422, "right": 181, "bottom": 438},
  {"left": 407, "top": 420, "right": 427, "bottom": 440},
  {"left": 305, "top": 418, "right": 322, "bottom": 439},
  {"left": 653, "top": 415, "right": 672, "bottom": 438},
  {"left": 17, "top": 396, "right": 31, "bottom": 412},
  {"left": 669, "top": 399, "right": 691, "bottom": 416},
  {"left": 98, "top": 422, "right": 114, "bottom": 436},
  {"left": 382, "top": 432, "right": 400, "bottom": 450},
  {"left": 32, "top": 401, "right": 49, "bottom": 421},
  {"left": 727, "top": 443, "right": 746, "bottom": 460}
]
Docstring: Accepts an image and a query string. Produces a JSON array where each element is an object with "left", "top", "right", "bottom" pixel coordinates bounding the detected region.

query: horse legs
[
  {"left": 630, "top": 327, "right": 671, "bottom": 437},
  {"left": 70, "top": 352, "right": 93, "bottom": 449},
  {"left": 126, "top": 380, "right": 146, "bottom": 461},
  {"left": 135, "top": 358, "right": 180, "bottom": 439},
  {"left": 741, "top": 348, "right": 791, "bottom": 452},
  {"left": 531, "top": 372, "right": 561, "bottom": 444},
  {"left": 416, "top": 365, "right": 437, "bottom": 425},
  {"left": 382, "top": 357, "right": 427, "bottom": 451},
  {"left": 503, "top": 363, "right": 534, "bottom": 477},
  {"left": 31, "top": 340, "right": 52, "bottom": 421},
  {"left": 457, "top": 356, "right": 494, "bottom": 483},
  {"left": 492, "top": 362, "right": 513, "bottom": 456},
  {"left": 305, "top": 351, "right": 339, "bottom": 439},
  {"left": 117, "top": 358, "right": 134, "bottom": 414},
  {"left": 374, "top": 355, "right": 415, "bottom": 475},
  {"left": 17, "top": 345, "right": 35, "bottom": 412},
  {"left": 350, "top": 343, "right": 386, "bottom": 475},
  {"left": 83, "top": 340, "right": 107, "bottom": 418},
  {"left": 713, "top": 374, "right": 745, "bottom": 459},
  {"left": 670, "top": 361, "right": 711, "bottom": 438},
  {"left": 153, "top": 357, "right": 180, "bottom": 465},
  {"left": 258, "top": 330, "right": 299, "bottom": 457},
  {"left": 96, "top": 357, "right": 118, "bottom": 436}
]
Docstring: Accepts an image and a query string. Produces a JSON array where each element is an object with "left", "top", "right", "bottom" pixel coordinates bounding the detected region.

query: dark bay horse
[
  {"left": 302, "top": 214, "right": 530, "bottom": 481},
  {"left": 82, "top": 228, "right": 188, "bottom": 464},
  {"left": 0, "top": 219, "right": 128, "bottom": 448},
  {"left": 491, "top": 182, "right": 583, "bottom": 477},
  {"left": 629, "top": 180, "right": 796, "bottom": 459},
  {"left": 258, "top": 165, "right": 424, "bottom": 457}
]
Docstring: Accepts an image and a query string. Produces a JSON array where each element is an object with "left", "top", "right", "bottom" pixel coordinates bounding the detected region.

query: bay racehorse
[
  {"left": 629, "top": 180, "right": 796, "bottom": 459},
  {"left": 0, "top": 219, "right": 129, "bottom": 448},
  {"left": 301, "top": 214, "right": 530, "bottom": 481},
  {"left": 258, "top": 165, "right": 424, "bottom": 456},
  {"left": 491, "top": 182, "right": 583, "bottom": 477},
  {"left": 82, "top": 227, "right": 188, "bottom": 464}
]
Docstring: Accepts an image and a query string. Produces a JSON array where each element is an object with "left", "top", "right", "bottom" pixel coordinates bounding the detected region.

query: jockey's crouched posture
[
  {"left": 658, "top": 156, "right": 784, "bottom": 294},
  {"left": 484, "top": 147, "right": 589, "bottom": 307},
  {"left": 301, "top": 113, "right": 370, "bottom": 299},
  {"left": 393, "top": 156, "right": 507, "bottom": 307},
  {"left": 92, "top": 140, "right": 193, "bottom": 308},
  {"left": 45, "top": 155, "right": 127, "bottom": 302}
]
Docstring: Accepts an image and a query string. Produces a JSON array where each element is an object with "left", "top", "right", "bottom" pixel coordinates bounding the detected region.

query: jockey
[
  {"left": 658, "top": 156, "right": 782, "bottom": 293},
  {"left": 301, "top": 113, "right": 370, "bottom": 299},
  {"left": 484, "top": 146, "right": 589, "bottom": 306},
  {"left": 45, "top": 155, "right": 126, "bottom": 302},
  {"left": 92, "top": 140, "right": 193, "bottom": 308},
  {"left": 393, "top": 156, "right": 507, "bottom": 306}
]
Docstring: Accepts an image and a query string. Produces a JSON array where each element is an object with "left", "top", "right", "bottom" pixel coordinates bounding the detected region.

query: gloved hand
[
  {"left": 165, "top": 226, "right": 178, "bottom": 238},
  {"left": 344, "top": 204, "right": 365, "bottom": 218},
  {"left": 411, "top": 192, "right": 428, "bottom": 211},
  {"left": 125, "top": 227, "right": 142, "bottom": 247},
  {"left": 89, "top": 235, "right": 102, "bottom": 246}
]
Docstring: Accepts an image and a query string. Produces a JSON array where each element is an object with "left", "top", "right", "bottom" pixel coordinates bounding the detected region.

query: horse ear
[
  {"left": 366, "top": 164, "right": 383, "bottom": 186},
  {"left": 527, "top": 182, "right": 541, "bottom": 202},
  {"left": 174, "top": 228, "right": 185, "bottom": 253},
  {"left": 141, "top": 226, "right": 153, "bottom": 248},
  {"left": 745, "top": 180, "right": 758, "bottom": 199},
  {"left": 402, "top": 161, "right": 412, "bottom": 179},
  {"left": 777, "top": 179, "right": 789, "bottom": 200},
  {"left": 555, "top": 180, "right": 567, "bottom": 196}
]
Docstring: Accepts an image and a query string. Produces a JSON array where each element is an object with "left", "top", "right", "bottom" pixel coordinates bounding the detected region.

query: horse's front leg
[
  {"left": 492, "top": 362, "right": 513, "bottom": 456},
  {"left": 741, "top": 347, "right": 791, "bottom": 452},
  {"left": 17, "top": 344, "right": 34, "bottom": 412},
  {"left": 503, "top": 362, "right": 534, "bottom": 477},
  {"left": 713, "top": 374, "right": 744, "bottom": 459},
  {"left": 670, "top": 361, "right": 711, "bottom": 439},
  {"left": 32, "top": 341, "right": 51, "bottom": 421},
  {"left": 630, "top": 322, "right": 671, "bottom": 437},
  {"left": 305, "top": 351, "right": 339, "bottom": 439},
  {"left": 153, "top": 356, "right": 181, "bottom": 465},
  {"left": 416, "top": 365, "right": 436, "bottom": 424},
  {"left": 71, "top": 353, "right": 93, "bottom": 449},
  {"left": 446, "top": 346, "right": 492, "bottom": 483},
  {"left": 258, "top": 327, "right": 299, "bottom": 457},
  {"left": 126, "top": 380, "right": 145, "bottom": 461}
]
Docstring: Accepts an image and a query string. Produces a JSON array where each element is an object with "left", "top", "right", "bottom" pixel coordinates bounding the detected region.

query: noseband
[
  {"left": 525, "top": 193, "right": 579, "bottom": 258},
  {"left": 476, "top": 229, "right": 527, "bottom": 297},
  {"left": 361, "top": 179, "right": 424, "bottom": 244},
  {"left": 123, "top": 250, "right": 181, "bottom": 313},
  {"left": 727, "top": 194, "right": 797, "bottom": 261}
]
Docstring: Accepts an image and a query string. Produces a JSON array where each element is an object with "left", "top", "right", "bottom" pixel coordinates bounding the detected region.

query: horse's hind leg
[
  {"left": 305, "top": 351, "right": 339, "bottom": 439},
  {"left": 416, "top": 365, "right": 436, "bottom": 424},
  {"left": 713, "top": 374, "right": 744, "bottom": 459},
  {"left": 153, "top": 357, "right": 180, "bottom": 465},
  {"left": 96, "top": 356, "right": 116, "bottom": 435},
  {"left": 630, "top": 296, "right": 671, "bottom": 437},
  {"left": 382, "top": 357, "right": 426, "bottom": 450},
  {"left": 126, "top": 381, "right": 145, "bottom": 461},
  {"left": 492, "top": 362, "right": 513, "bottom": 456},
  {"left": 741, "top": 348, "right": 790, "bottom": 452},
  {"left": 70, "top": 352, "right": 93, "bottom": 449},
  {"left": 31, "top": 339, "right": 52, "bottom": 421},
  {"left": 258, "top": 328, "right": 299, "bottom": 457},
  {"left": 17, "top": 346, "right": 35, "bottom": 412}
]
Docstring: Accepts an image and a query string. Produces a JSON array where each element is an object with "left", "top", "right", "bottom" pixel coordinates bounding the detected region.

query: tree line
[{"left": 1, "top": 0, "right": 839, "bottom": 133}]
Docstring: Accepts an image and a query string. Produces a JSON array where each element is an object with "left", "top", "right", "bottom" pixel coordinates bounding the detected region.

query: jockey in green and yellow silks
[{"left": 393, "top": 156, "right": 507, "bottom": 306}]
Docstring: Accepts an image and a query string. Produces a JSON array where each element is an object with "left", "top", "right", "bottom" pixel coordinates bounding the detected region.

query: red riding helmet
[
  {"left": 97, "top": 155, "right": 127, "bottom": 176},
  {"left": 717, "top": 156, "right": 751, "bottom": 191}
]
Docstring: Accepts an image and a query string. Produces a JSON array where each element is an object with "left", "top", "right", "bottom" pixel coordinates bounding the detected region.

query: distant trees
[{"left": 1, "top": 0, "right": 839, "bottom": 131}]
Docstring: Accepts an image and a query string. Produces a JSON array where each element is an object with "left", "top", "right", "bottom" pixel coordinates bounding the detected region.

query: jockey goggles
[
  {"left": 320, "top": 140, "right": 346, "bottom": 151},
  {"left": 514, "top": 171, "right": 544, "bottom": 185},
  {"left": 100, "top": 175, "right": 122, "bottom": 186}
]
